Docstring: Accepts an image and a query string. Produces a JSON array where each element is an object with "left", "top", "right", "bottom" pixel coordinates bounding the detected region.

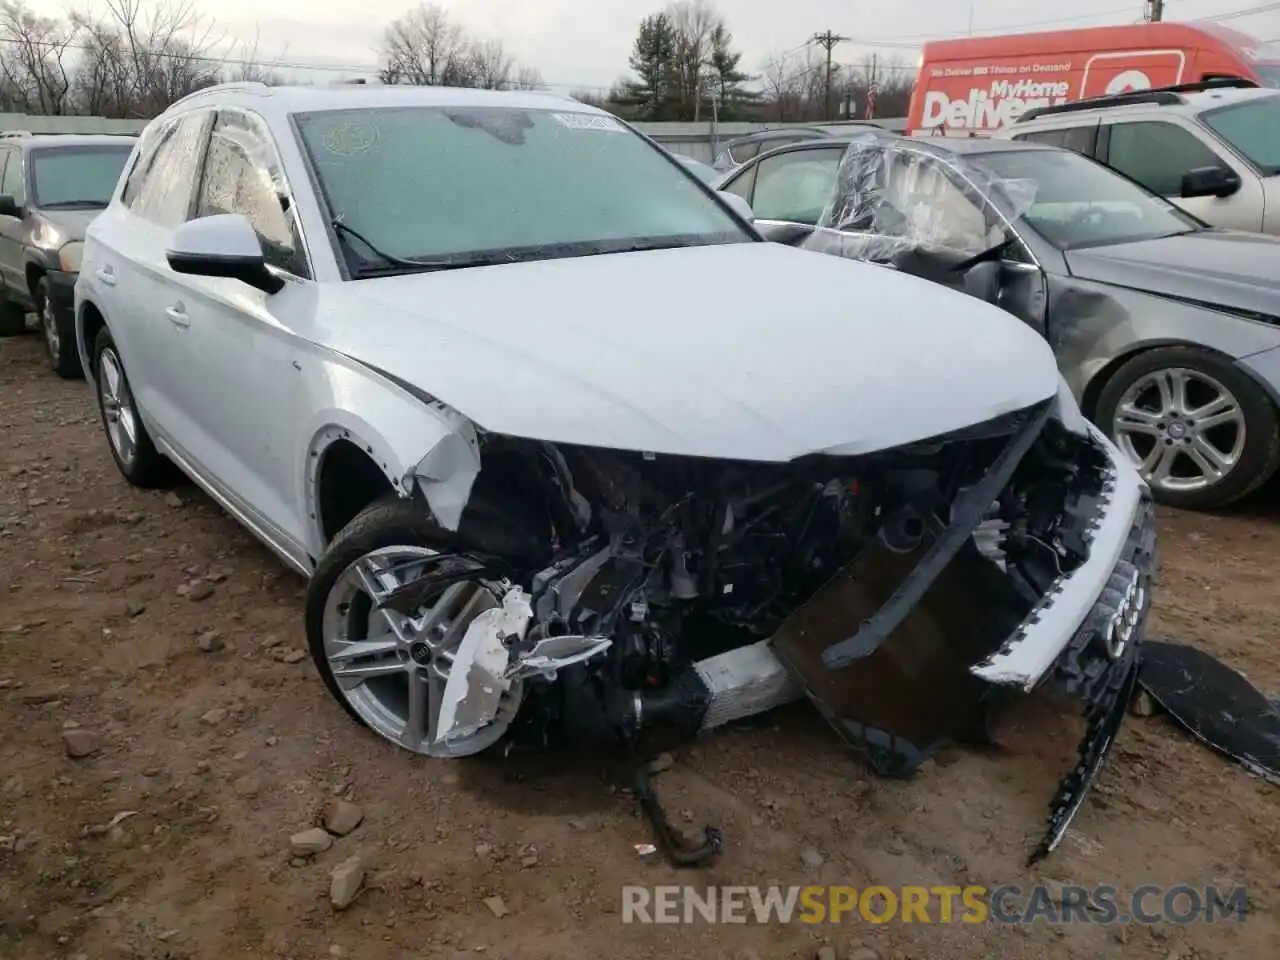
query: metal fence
[{"left": 0, "top": 112, "right": 908, "bottom": 161}]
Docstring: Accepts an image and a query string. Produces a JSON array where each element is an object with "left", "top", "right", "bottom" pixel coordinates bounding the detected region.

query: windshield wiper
[
  {"left": 331, "top": 219, "right": 466, "bottom": 275},
  {"left": 40, "top": 199, "right": 107, "bottom": 208}
]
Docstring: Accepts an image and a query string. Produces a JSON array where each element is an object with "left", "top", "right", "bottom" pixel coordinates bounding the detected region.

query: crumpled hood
[
  {"left": 316, "top": 242, "right": 1060, "bottom": 461},
  {"left": 1066, "top": 229, "right": 1280, "bottom": 320}
]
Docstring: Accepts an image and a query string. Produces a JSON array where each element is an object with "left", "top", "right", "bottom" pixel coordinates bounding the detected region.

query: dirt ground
[{"left": 1, "top": 332, "right": 1278, "bottom": 960}]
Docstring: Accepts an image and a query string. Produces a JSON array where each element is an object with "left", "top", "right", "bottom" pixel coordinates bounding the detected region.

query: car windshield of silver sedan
[
  {"left": 968, "top": 148, "right": 1202, "bottom": 250},
  {"left": 293, "top": 106, "right": 754, "bottom": 277},
  {"left": 31, "top": 145, "right": 135, "bottom": 209}
]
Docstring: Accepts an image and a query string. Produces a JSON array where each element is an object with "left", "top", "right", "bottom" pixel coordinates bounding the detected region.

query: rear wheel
[
  {"left": 305, "top": 497, "right": 524, "bottom": 758},
  {"left": 92, "top": 326, "right": 178, "bottom": 488},
  {"left": 1096, "top": 346, "right": 1280, "bottom": 510},
  {"left": 37, "top": 277, "right": 82, "bottom": 378}
]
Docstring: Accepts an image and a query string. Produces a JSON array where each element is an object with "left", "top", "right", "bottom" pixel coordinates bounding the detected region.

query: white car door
[
  {"left": 95, "top": 109, "right": 213, "bottom": 447},
  {"left": 1101, "top": 118, "right": 1265, "bottom": 231},
  {"left": 162, "top": 107, "right": 314, "bottom": 553}
]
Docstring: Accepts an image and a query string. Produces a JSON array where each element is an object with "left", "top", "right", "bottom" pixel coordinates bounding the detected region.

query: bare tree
[
  {"left": 0, "top": 1, "right": 79, "bottom": 114},
  {"left": 67, "top": 0, "right": 223, "bottom": 117},
  {"left": 666, "top": 0, "right": 717, "bottom": 120},
  {"left": 379, "top": 3, "right": 474, "bottom": 86},
  {"left": 513, "top": 64, "right": 543, "bottom": 91},
  {"left": 223, "top": 27, "right": 286, "bottom": 85},
  {"left": 468, "top": 37, "right": 512, "bottom": 90}
]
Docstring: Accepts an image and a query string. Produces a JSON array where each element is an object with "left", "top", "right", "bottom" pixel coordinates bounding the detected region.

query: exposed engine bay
[{"left": 351, "top": 394, "right": 1154, "bottom": 866}]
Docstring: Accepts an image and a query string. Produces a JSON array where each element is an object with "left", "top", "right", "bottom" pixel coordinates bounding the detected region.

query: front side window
[
  {"left": 294, "top": 106, "right": 752, "bottom": 277},
  {"left": 2, "top": 148, "right": 25, "bottom": 204},
  {"left": 197, "top": 110, "right": 308, "bottom": 277},
  {"left": 130, "top": 111, "right": 209, "bottom": 228},
  {"left": 1200, "top": 96, "right": 1280, "bottom": 175},
  {"left": 1105, "top": 121, "right": 1227, "bottom": 196},
  {"left": 750, "top": 148, "right": 846, "bottom": 224},
  {"left": 31, "top": 145, "right": 135, "bottom": 209},
  {"left": 969, "top": 148, "right": 1201, "bottom": 249}
]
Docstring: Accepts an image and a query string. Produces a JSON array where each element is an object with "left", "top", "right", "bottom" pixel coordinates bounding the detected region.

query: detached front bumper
[{"left": 972, "top": 428, "right": 1156, "bottom": 693}]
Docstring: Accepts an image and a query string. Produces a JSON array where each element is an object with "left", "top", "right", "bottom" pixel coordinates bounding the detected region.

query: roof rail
[
  {"left": 1016, "top": 76, "right": 1259, "bottom": 124},
  {"left": 167, "top": 80, "right": 273, "bottom": 111}
]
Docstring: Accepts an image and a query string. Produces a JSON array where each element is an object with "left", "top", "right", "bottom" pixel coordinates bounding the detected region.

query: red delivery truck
[{"left": 907, "top": 22, "right": 1280, "bottom": 136}]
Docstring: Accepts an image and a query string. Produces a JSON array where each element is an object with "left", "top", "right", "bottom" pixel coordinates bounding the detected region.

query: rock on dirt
[
  {"left": 322, "top": 799, "right": 364, "bottom": 837},
  {"left": 1130, "top": 691, "right": 1158, "bottom": 717},
  {"left": 196, "top": 630, "right": 224, "bottom": 653},
  {"left": 483, "top": 896, "right": 510, "bottom": 918},
  {"left": 186, "top": 581, "right": 215, "bottom": 602},
  {"left": 61, "top": 728, "right": 102, "bottom": 758},
  {"left": 329, "top": 855, "right": 364, "bottom": 909},
  {"left": 647, "top": 752, "right": 675, "bottom": 774},
  {"left": 200, "top": 708, "right": 228, "bottom": 726},
  {"left": 815, "top": 947, "right": 837, "bottom": 960},
  {"left": 800, "top": 848, "right": 825, "bottom": 869},
  {"left": 291, "top": 827, "right": 333, "bottom": 856}
]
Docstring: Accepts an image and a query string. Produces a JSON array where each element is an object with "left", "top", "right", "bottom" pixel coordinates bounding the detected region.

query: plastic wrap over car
[{"left": 799, "top": 134, "right": 1039, "bottom": 267}]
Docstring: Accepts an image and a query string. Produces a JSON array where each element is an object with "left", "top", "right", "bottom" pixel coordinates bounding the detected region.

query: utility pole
[
  {"left": 1146, "top": 0, "right": 1164, "bottom": 22},
  {"left": 813, "top": 30, "right": 849, "bottom": 121}
]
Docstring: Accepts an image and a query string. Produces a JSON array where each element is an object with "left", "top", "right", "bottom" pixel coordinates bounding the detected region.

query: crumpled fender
[{"left": 302, "top": 359, "right": 481, "bottom": 552}]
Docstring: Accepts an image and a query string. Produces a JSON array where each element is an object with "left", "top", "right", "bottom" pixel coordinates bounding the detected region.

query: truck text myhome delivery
[{"left": 907, "top": 21, "right": 1280, "bottom": 136}]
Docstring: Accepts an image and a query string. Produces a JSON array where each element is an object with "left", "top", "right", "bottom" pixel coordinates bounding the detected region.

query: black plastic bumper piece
[{"left": 1030, "top": 494, "right": 1157, "bottom": 864}]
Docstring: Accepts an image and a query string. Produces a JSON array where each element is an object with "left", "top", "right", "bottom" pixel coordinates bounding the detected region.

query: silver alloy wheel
[
  {"left": 97, "top": 348, "right": 138, "bottom": 469},
  {"left": 41, "top": 295, "right": 59, "bottom": 360},
  {"left": 320, "top": 545, "right": 523, "bottom": 757},
  {"left": 1111, "top": 366, "right": 1246, "bottom": 494}
]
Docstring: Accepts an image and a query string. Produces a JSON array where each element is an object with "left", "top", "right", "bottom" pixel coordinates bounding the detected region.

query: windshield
[
  {"left": 31, "top": 145, "right": 134, "bottom": 208},
  {"left": 1200, "top": 95, "right": 1280, "bottom": 175},
  {"left": 967, "top": 148, "right": 1201, "bottom": 250},
  {"left": 293, "top": 106, "right": 752, "bottom": 276}
]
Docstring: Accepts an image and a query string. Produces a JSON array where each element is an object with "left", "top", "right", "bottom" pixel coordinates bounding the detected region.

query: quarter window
[
  {"left": 1105, "top": 121, "right": 1226, "bottom": 196},
  {"left": 1014, "top": 126, "right": 1097, "bottom": 156},
  {"left": 129, "top": 112, "right": 209, "bottom": 227},
  {"left": 196, "top": 109, "right": 308, "bottom": 278}
]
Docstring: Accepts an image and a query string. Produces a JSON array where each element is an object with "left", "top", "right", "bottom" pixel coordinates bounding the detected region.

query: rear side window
[
  {"left": 1105, "top": 121, "right": 1226, "bottom": 196},
  {"left": 1013, "top": 126, "right": 1097, "bottom": 156},
  {"left": 728, "top": 140, "right": 763, "bottom": 163},
  {"left": 127, "top": 111, "right": 209, "bottom": 227},
  {"left": 2, "top": 148, "right": 25, "bottom": 204}
]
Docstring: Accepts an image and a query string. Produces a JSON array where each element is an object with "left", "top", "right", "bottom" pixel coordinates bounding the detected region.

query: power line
[
  {"left": 1194, "top": 1, "right": 1280, "bottom": 21},
  {"left": 811, "top": 30, "right": 848, "bottom": 120}
]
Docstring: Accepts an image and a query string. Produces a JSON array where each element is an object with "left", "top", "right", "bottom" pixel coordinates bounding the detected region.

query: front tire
[
  {"left": 37, "top": 277, "right": 82, "bottom": 379},
  {"left": 1096, "top": 346, "right": 1280, "bottom": 510},
  {"left": 305, "top": 497, "right": 524, "bottom": 758},
  {"left": 92, "top": 326, "right": 179, "bottom": 488}
]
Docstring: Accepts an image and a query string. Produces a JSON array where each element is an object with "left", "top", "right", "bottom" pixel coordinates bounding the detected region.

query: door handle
[
  {"left": 165, "top": 304, "right": 190, "bottom": 327},
  {"left": 96, "top": 266, "right": 117, "bottom": 286}
]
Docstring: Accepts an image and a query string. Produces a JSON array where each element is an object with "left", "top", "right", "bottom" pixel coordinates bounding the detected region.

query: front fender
[
  {"left": 1046, "top": 276, "right": 1280, "bottom": 402},
  {"left": 300, "top": 355, "right": 481, "bottom": 556}
]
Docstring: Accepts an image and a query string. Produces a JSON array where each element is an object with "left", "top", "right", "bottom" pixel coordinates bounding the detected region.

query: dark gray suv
[{"left": 0, "top": 133, "right": 137, "bottom": 377}]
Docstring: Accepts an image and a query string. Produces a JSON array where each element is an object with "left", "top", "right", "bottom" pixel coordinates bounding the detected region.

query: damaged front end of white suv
[{"left": 316, "top": 372, "right": 1154, "bottom": 867}]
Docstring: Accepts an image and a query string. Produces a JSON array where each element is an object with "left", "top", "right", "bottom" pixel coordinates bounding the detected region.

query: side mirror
[
  {"left": 166, "top": 214, "right": 284, "bottom": 295},
  {"left": 717, "top": 190, "right": 755, "bottom": 222},
  {"left": 963, "top": 260, "right": 1003, "bottom": 304},
  {"left": 0, "top": 194, "right": 23, "bottom": 218},
  {"left": 1180, "top": 165, "right": 1241, "bottom": 199}
]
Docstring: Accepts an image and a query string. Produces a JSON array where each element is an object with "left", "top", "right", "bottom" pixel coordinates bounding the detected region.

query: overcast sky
[{"left": 24, "top": 0, "right": 1280, "bottom": 93}]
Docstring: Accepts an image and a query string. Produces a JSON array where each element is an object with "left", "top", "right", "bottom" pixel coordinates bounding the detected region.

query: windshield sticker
[
  {"left": 550, "top": 112, "right": 625, "bottom": 133},
  {"left": 320, "top": 119, "right": 379, "bottom": 157}
]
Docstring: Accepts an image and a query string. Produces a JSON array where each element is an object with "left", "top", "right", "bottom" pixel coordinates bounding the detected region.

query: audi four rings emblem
[{"left": 1104, "top": 568, "right": 1145, "bottom": 660}]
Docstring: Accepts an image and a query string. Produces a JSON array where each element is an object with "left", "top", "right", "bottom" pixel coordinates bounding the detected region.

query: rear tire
[
  {"left": 37, "top": 277, "right": 82, "bottom": 378},
  {"left": 1095, "top": 346, "right": 1280, "bottom": 510},
  {"left": 92, "top": 326, "right": 179, "bottom": 489}
]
